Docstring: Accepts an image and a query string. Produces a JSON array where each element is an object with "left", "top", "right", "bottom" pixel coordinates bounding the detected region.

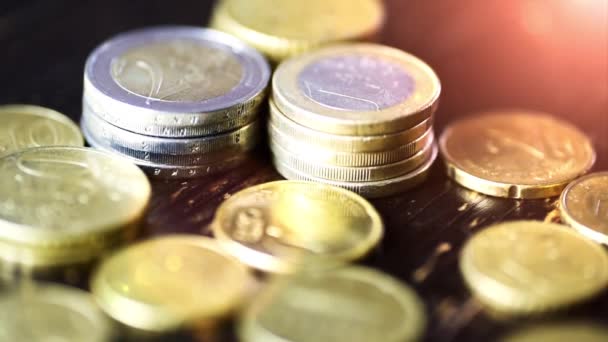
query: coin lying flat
[
  {"left": 0, "top": 104, "right": 83, "bottom": 158},
  {"left": 84, "top": 26, "right": 270, "bottom": 137},
  {"left": 0, "top": 147, "right": 150, "bottom": 247},
  {"left": 0, "top": 283, "right": 113, "bottom": 342},
  {"left": 502, "top": 322, "right": 608, "bottom": 342},
  {"left": 91, "top": 235, "right": 252, "bottom": 332},
  {"left": 210, "top": 0, "right": 384, "bottom": 62},
  {"left": 273, "top": 44, "right": 440, "bottom": 135},
  {"left": 560, "top": 172, "right": 608, "bottom": 245},
  {"left": 239, "top": 266, "right": 426, "bottom": 342},
  {"left": 460, "top": 221, "right": 608, "bottom": 315},
  {"left": 440, "top": 111, "right": 595, "bottom": 198},
  {"left": 211, "top": 181, "right": 383, "bottom": 273}
]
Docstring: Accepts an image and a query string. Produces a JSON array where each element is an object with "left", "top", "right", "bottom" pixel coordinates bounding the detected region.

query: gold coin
[
  {"left": 91, "top": 235, "right": 252, "bottom": 332},
  {"left": 0, "top": 283, "right": 113, "bottom": 342},
  {"left": 0, "top": 104, "right": 83, "bottom": 158},
  {"left": 460, "top": 221, "right": 608, "bottom": 315},
  {"left": 211, "top": 181, "right": 383, "bottom": 273},
  {"left": 270, "top": 99, "right": 433, "bottom": 152},
  {"left": 0, "top": 147, "right": 150, "bottom": 247},
  {"left": 440, "top": 111, "right": 595, "bottom": 198},
  {"left": 272, "top": 44, "right": 440, "bottom": 135},
  {"left": 502, "top": 322, "right": 608, "bottom": 342},
  {"left": 210, "top": 0, "right": 384, "bottom": 62},
  {"left": 560, "top": 172, "right": 608, "bottom": 244},
  {"left": 239, "top": 266, "right": 426, "bottom": 342}
]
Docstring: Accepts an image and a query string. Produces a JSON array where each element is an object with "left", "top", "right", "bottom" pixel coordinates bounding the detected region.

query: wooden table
[{"left": 1, "top": 0, "right": 607, "bottom": 340}]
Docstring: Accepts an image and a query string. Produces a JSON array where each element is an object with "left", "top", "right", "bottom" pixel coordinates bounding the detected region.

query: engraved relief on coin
[
  {"left": 562, "top": 173, "right": 608, "bottom": 239},
  {"left": 298, "top": 55, "right": 414, "bottom": 111},
  {"left": 111, "top": 40, "right": 243, "bottom": 102}
]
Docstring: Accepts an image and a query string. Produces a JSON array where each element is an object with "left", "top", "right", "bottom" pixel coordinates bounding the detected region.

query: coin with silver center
[{"left": 84, "top": 26, "right": 270, "bottom": 137}]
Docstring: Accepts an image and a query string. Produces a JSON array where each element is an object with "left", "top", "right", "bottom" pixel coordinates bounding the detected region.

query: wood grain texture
[{"left": 1, "top": 0, "right": 607, "bottom": 341}]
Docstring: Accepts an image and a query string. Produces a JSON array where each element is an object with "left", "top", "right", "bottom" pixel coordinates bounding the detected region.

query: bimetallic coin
[
  {"left": 84, "top": 26, "right": 270, "bottom": 137},
  {"left": 211, "top": 181, "right": 383, "bottom": 273},
  {"left": 239, "top": 266, "right": 426, "bottom": 342},
  {"left": 273, "top": 44, "right": 440, "bottom": 135},
  {"left": 560, "top": 172, "right": 608, "bottom": 245},
  {"left": 0, "top": 284, "right": 113, "bottom": 342},
  {"left": 275, "top": 144, "right": 438, "bottom": 198},
  {"left": 440, "top": 111, "right": 595, "bottom": 199},
  {"left": 270, "top": 99, "right": 433, "bottom": 152},
  {"left": 91, "top": 235, "right": 252, "bottom": 332},
  {"left": 502, "top": 322, "right": 608, "bottom": 342},
  {"left": 0, "top": 147, "right": 150, "bottom": 246},
  {"left": 0, "top": 105, "right": 83, "bottom": 158},
  {"left": 460, "top": 221, "right": 608, "bottom": 315},
  {"left": 210, "top": 0, "right": 384, "bottom": 62}
]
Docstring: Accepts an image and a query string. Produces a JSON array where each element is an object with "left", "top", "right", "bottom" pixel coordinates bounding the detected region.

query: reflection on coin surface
[
  {"left": 0, "top": 105, "right": 83, "bottom": 158},
  {"left": 212, "top": 181, "right": 383, "bottom": 273},
  {"left": 0, "top": 284, "right": 113, "bottom": 342},
  {"left": 91, "top": 235, "right": 252, "bottom": 331},
  {"left": 460, "top": 221, "right": 608, "bottom": 315},
  {"left": 239, "top": 266, "right": 426, "bottom": 342},
  {"left": 273, "top": 44, "right": 440, "bottom": 135},
  {"left": 502, "top": 322, "right": 608, "bottom": 342},
  {"left": 0, "top": 147, "right": 150, "bottom": 246},
  {"left": 560, "top": 172, "right": 608, "bottom": 245},
  {"left": 440, "top": 111, "right": 595, "bottom": 198}
]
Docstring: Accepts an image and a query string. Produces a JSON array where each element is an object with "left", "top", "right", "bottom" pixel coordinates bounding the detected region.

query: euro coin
[
  {"left": 91, "top": 235, "right": 252, "bottom": 332},
  {"left": 211, "top": 181, "right": 383, "bottom": 273},
  {"left": 0, "top": 104, "right": 83, "bottom": 158},
  {"left": 440, "top": 111, "right": 595, "bottom": 198},
  {"left": 210, "top": 0, "right": 384, "bottom": 62},
  {"left": 560, "top": 172, "right": 608, "bottom": 245},
  {"left": 502, "top": 322, "right": 608, "bottom": 342},
  {"left": 239, "top": 266, "right": 426, "bottom": 342},
  {"left": 460, "top": 221, "right": 608, "bottom": 315},
  {"left": 273, "top": 44, "right": 440, "bottom": 135}
]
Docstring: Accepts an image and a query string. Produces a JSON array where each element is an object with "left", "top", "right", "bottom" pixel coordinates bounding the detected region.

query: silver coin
[{"left": 84, "top": 26, "right": 270, "bottom": 137}]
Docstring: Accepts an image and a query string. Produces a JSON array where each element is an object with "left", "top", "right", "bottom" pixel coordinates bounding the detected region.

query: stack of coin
[
  {"left": 269, "top": 44, "right": 441, "bottom": 198},
  {"left": 81, "top": 26, "right": 271, "bottom": 178},
  {"left": 210, "top": 0, "right": 385, "bottom": 63}
]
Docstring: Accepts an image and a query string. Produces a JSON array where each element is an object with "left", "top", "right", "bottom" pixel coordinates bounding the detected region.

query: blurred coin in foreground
[
  {"left": 440, "top": 111, "right": 595, "bottom": 198},
  {"left": 212, "top": 181, "right": 383, "bottom": 273},
  {"left": 502, "top": 322, "right": 608, "bottom": 342},
  {"left": 460, "top": 221, "right": 608, "bottom": 315}
]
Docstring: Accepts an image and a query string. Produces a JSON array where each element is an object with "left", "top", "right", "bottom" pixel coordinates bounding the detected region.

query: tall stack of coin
[
  {"left": 82, "top": 26, "right": 271, "bottom": 178},
  {"left": 269, "top": 44, "right": 441, "bottom": 198}
]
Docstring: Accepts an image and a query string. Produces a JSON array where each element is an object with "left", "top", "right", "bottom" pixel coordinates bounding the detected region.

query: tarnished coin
[
  {"left": 239, "top": 266, "right": 426, "bottom": 342},
  {"left": 91, "top": 235, "right": 252, "bottom": 332},
  {"left": 440, "top": 111, "right": 595, "bottom": 198},
  {"left": 460, "top": 221, "right": 608, "bottom": 315},
  {"left": 502, "top": 322, "right": 608, "bottom": 342},
  {"left": 0, "top": 104, "right": 83, "bottom": 158},
  {"left": 0, "top": 283, "right": 113, "bottom": 342},
  {"left": 211, "top": 181, "right": 383, "bottom": 273},
  {"left": 273, "top": 44, "right": 440, "bottom": 135},
  {"left": 84, "top": 26, "right": 270, "bottom": 137},
  {"left": 210, "top": 0, "right": 384, "bottom": 62},
  {"left": 560, "top": 172, "right": 608, "bottom": 245},
  {"left": 0, "top": 147, "right": 150, "bottom": 247}
]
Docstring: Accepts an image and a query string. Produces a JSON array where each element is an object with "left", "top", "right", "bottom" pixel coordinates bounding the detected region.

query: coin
[
  {"left": 270, "top": 99, "right": 433, "bottom": 152},
  {"left": 440, "top": 111, "right": 595, "bottom": 198},
  {"left": 239, "top": 266, "right": 426, "bottom": 342},
  {"left": 211, "top": 181, "right": 383, "bottom": 273},
  {"left": 274, "top": 144, "right": 437, "bottom": 198},
  {"left": 91, "top": 235, "right": 252, "bottom": 332},
  {"left": 0, "top": 104, "right": 83, "bottom": 158},
  {"left": 210, "top": 0, "right": 384, "bottom": 62},
  {"left": 460, "top": 221, "right": 608, "bottom": 315},
  {"left": 0, "top": 147, "right": 150, "bottom": 247},
  {"left": 560, "top": 172, "right": 608, "bottom": 245},
  {"left": 0, "top": 283, "right": 113, "bottom": 342},
  {"left": 502, "top": 322, "right": 608, "bottom": 342},
  {"left": 273, "top": 44, "right": 440, "bottom": 135},
  {"left": 84, "top": 26, "right": 270, "bottom": 137}
]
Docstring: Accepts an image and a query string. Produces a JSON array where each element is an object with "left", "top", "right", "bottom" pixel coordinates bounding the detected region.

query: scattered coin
[{"left": 501, "top": 322, "right": 608, "bottom": 342}]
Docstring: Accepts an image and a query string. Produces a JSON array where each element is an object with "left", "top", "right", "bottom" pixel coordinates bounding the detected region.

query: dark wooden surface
[{"left": 1, "top": 0, "right": 607, "bottom": 341}]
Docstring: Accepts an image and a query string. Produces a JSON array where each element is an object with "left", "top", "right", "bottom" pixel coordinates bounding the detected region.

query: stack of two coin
[
  {"left": 81, "top": 27, "right": 271, "bottom": 178},
  {"left": 269, "top": 44, "right": 441, "bottom": 198}
]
